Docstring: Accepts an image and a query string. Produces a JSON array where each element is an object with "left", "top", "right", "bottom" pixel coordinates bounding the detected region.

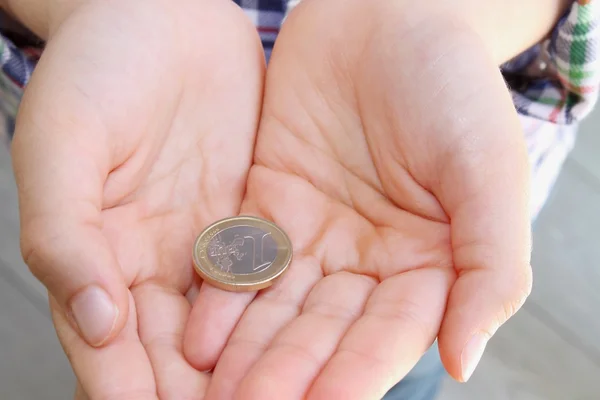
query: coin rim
[{"left": 192, "top": 215, "right": 293, "bottom": 292}]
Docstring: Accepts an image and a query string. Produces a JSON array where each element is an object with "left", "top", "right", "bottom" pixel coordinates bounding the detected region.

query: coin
[{"left": 192, "top": 216, "right": 293, "bottom": 292}]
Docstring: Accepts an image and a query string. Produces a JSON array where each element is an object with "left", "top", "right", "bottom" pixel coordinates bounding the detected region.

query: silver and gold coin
[{"left": 192, "top": 216, "right": 293, "bottom": 292}]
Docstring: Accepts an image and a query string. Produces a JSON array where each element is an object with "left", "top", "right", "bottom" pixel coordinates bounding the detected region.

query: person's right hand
[
  {"left": 182, "top": 1, "right": 536, "bottom": 398},
  {"left": 10, "top": 0, "right": 265, "bottom": 398}
]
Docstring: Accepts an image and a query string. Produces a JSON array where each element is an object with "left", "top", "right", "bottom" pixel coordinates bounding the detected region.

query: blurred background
[{"left": 0, "top": 108, "right": 598, "bottom": 399}]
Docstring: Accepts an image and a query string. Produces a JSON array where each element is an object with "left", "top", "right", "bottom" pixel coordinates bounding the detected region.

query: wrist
[
  {"left": 1, "top": 0, "right": 87, "bottom": 40},
  {"left": 427, "top": 1, "right": 570, "bottom": 64},
  {"left": 436, "top": 0, "right": 572, "bottom": 64},
  {"left": 331, "top": 0, "right": 570, "bottom": 65}
]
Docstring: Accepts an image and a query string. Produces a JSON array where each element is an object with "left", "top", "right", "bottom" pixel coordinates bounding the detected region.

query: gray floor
[{"left": 0, "top": 111, "right": 599, "bottom": 400}]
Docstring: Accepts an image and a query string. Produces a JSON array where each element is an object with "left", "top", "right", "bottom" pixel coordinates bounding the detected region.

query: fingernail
[
  {"left": 70, "top": 285, "right": 118, "bottom": 346},
  {"left": 461, "top": 333, "right": 488, "bottom": 382}
]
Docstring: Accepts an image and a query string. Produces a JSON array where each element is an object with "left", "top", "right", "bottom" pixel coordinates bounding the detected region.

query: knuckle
[
  {"left": 20, "top": 223, "right": 62, "bottom": 280},
  {"left": 370, "top": 298, "right": 431, "bottom": 339},
  {"left": 498, "top": 265, "right": 533, "bottom": 325}
]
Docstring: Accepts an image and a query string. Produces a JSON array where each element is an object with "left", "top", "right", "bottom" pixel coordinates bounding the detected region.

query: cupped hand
[
  {"left": 184, "top": 1, "right": 533, "bottom": 398},
  {"left": 11, "top": 0, "right": 264, "bottom": 398}
]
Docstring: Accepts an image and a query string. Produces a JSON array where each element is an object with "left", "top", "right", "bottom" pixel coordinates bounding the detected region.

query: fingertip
[
  {"left": 438, "top": 267, "right": 531, "bottom": 382},
  {"left": 183, "top": 302, "right": 225, "bottom": 371},
  {"left": 440, "top": 330, "right": 491, "bottom": 383},
  {"left": 183, "top": 283, "right": 256, "bottom": 371},
  {"left": 51, "top": 291, "right": 157, "bottom": 400},
  {"left": 20, "top": 220, "right": 133, "bottom": 348},
  {"left": 67, "top": 283, "right": 129, "bottom": 348},
  {"left": 459, "top": 332, "right": 489, "bottom": 382},
  {"left": 182, "top": 322, "right": 218, "bottom": 371}
]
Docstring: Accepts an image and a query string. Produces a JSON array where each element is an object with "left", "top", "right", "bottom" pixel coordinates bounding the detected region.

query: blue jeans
[{"left": 382, "top": 342, "right": 446, "bottom": 400}]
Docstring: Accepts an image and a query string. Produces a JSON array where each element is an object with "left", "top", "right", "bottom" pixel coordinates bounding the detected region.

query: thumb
[
  {"left": 10, "top": 55, "right": 129, "bottom": 348},
  {"left": 430, "top": 45, "right": 533, "bottom": 382}
]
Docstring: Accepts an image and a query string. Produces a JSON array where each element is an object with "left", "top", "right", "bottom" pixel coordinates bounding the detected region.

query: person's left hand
[{"left": 183, "top": 0, "right": 533, "bottom": 398}]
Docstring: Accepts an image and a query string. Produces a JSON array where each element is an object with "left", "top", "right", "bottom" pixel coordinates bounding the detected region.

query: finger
[
  {"left": 133, "top": 282, "right": 210, "bottom": 398},
  {"left": 20, "top": 222, "right": 129, "bottom": 348},
  {"left": 183, "top": 171, "right": 317, "bottom": 373},
  {"left": 439, "top": 268, "right": 532, "bottom": 383},
  {"left": 236, "top": 272, "right": 376, "bottom": 400},
  {"left": 308, "top": 268, "right": 453, "bottom": 400},
  {"left": 427, "top": 42, "right": 532, "bottom": 382},
  {"left": 51, "top": 292, "right": 157, "bottom": 399},
  {"left": 17, "top": 217, "right": 129, "bottom": 347},
  {"left": 183, "top": 282, "right": 256, "bottom": 370},
  {"left": 11, "top": 54, "right": 129, "bottom": 347},
  {"left": 205, "top": 255, "right": 322, "bottom": 400}
]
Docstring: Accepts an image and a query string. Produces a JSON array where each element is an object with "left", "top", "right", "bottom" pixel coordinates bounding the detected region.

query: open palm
[
  {"left": 11, "top": 1, "right": 264, "bottom": 398},
  {"left": 184, "top": 1, "right": 533, "bottom": 399}
]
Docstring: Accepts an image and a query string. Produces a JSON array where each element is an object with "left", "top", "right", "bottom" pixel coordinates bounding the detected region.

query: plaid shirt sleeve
[
  {"left": 502, "top": 0, "right": 600, "bottom": 124},
  {"left": 0, "top": 30, "right": 38, "bottom": 145}
]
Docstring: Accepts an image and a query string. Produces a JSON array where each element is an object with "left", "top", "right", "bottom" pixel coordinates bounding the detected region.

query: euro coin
[{"left": 192, "top": 216, "right": 293, "bottom": 292}]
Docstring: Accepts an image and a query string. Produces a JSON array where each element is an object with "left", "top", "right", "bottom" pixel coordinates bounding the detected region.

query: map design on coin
[{"left": 206, "top": 226, "right": 279, "bottom": 275}]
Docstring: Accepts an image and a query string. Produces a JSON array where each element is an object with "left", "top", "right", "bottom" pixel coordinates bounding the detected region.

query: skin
[
  {"left": 10, "top": 0, "right": 265, "bottom": 398},
  {"left": 184, "top": 1, "right": 536, "bottom": 398},
  {"left": 5, "top": 0, "right": 571, "bottom": 398}
]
